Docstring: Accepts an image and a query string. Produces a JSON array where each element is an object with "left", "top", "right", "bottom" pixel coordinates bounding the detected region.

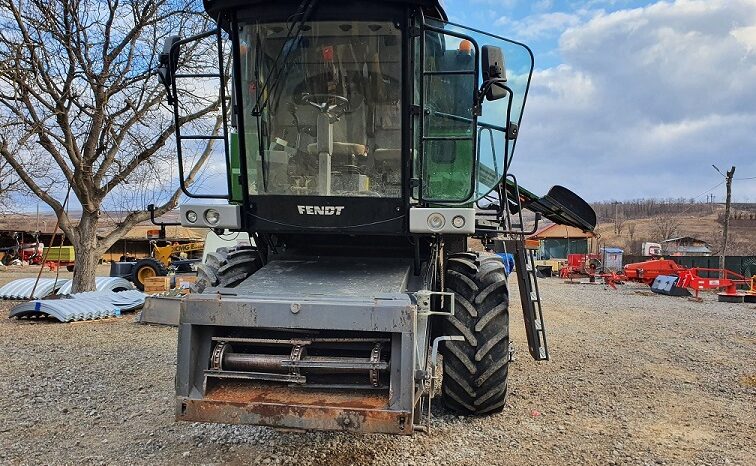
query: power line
[
  {"left": 675, "top": 180, "right": 725, "bottom": 216},
  {"left": 689, "top": 180, "right": 725, "bottom": 202}
]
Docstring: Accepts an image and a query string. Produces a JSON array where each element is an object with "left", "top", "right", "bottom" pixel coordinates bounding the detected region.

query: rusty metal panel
[
  {"left": 177, "top": 382, "right": 412, "bottom": 434},
  {"left": 178, "top": 398, "right": 412, "bottom": 434}
]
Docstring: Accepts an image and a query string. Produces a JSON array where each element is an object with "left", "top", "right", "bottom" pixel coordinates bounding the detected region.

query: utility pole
[{"left": 713, "top": 165, "right": 736, "bottom": 277}]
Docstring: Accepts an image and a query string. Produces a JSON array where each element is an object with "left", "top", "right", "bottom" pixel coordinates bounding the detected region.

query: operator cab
[{"left": 159, "top": 0, "right": 545, "bottom": 241}]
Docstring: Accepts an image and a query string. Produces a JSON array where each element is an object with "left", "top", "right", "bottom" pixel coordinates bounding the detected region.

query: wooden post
[{"left": 720, "top": 166, "right": 735, "bottom": 278}]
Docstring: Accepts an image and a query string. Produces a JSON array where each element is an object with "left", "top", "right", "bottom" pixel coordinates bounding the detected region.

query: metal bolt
[{"left": 290, "top": 303, "right": 300, "bottom": 314}]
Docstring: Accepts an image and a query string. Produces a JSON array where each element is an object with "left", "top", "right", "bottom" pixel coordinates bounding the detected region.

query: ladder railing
[
  {"left": 168, "top": 28, "right": 231, "bottom": 200},
  {"left": 510, "top": 238, "right": 549, "bottom": 361}
]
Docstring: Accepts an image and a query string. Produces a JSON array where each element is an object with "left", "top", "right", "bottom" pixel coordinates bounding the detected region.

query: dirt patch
[{"left": 740, "top": 374, "right": 756, "bottom": 388}]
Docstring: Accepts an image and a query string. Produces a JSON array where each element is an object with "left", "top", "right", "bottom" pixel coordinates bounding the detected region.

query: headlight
[
  {"left": 204, "top": 209, "right": 220, "bottom": 226},
  {"left": 427, "top": 212, "right": 445, "bottom": 231},
  {"left": 452, "top": 215, "right": 466, "bottom": 229},
  {"left": 185, "top": 210, "right": 198, "bottom": 223}
]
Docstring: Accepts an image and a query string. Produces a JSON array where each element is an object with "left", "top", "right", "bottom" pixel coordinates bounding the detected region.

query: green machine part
[
  {"left": 423, "top": 136, "right": 473, "bottom": 202},
  {"left": 228, "top": 132, "right": 244, "bottom": 203},
  {"left": 420, "top": 40, "right": 477, "bottom": 204}
]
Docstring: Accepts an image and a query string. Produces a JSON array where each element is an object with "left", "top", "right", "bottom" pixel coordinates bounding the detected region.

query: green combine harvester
[{"left": 156, "top": 0, "right": 596, "bottom": 434}]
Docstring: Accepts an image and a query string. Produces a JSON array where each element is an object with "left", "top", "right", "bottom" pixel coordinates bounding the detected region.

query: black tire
[
  {"left": 193, "top": 246, "right": 261, "bottom": 293},
  {"left": 66, "top": 265, "right": 75, "bottom": 272},
  {"left": 441, "top": 252, "right": 510, "bottom": 415},
  {"left": 131, "top": 258, "right": 168, "bottom": 291}
]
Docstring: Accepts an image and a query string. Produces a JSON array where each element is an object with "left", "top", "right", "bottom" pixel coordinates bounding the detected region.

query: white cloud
[
  {"left": 532, "top": 0, "right": 554, "bottom": 12},
  {"left": 514, "top": 0, "right": 756, "bottom": 201},
  {"left": 509, "top": 12, "right": 585, "bottom": 39},
  {"left": 731, "top": 25, "right": 756, "bottom": 53}
]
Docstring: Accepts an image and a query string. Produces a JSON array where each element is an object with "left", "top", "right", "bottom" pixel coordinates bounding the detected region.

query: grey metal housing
[{"left": 175, "top": 257, "right": 430, "bottom": 434}]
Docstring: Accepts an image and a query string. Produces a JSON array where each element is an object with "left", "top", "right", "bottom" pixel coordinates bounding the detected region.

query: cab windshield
[{"left": 239, "top": 21, "right": 402, "bottom": 197}]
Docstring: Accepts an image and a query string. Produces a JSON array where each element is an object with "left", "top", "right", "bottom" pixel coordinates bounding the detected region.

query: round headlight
[
  {"left": 185, "top": 210, "right": 198, "bottom": 223},
  {"left": 204, "top": 209, "right": 220, "bottom": 226},
  {"left": 452, "top": 215, "right": 466, "bottom": 229},
  {"left": 427, "top": 212, "right": 445, "bottom": 231}
]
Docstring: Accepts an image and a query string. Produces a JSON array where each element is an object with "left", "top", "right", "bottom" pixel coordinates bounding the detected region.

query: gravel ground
[{"left": 0, "top": 273, "right": 754, "bottom": 465}]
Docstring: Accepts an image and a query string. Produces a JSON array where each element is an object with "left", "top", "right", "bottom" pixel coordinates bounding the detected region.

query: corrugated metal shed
[
  {"left": 8, "top": 290, "right": 146, "bottom": 322},
  {"left": 0, "top": 278, "right": 70, "bottom": 300}
]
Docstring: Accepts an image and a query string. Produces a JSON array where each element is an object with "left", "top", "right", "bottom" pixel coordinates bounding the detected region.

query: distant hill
[{"left": 590, "top": 200, "right": 756, "bottom": 255}]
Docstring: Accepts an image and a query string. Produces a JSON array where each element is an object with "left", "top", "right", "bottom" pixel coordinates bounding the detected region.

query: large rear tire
[
  {"left": 193, "top": 246, "right": 262, "bottom": 293},
  {"left": 441, "top": 252, "right": 510, "bottom": 415},
  {"left": 131, "top": 258, "right": 168, "bottom": 291}
]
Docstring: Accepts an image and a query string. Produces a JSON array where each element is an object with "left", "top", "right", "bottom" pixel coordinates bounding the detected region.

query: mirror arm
[{"left": 477, "top": 78, "right": 510, "bottom": 106}]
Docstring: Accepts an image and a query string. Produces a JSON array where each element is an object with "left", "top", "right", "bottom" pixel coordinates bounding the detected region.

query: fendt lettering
[
  {"left": 159, "top": 0, "right": 596, "bottom": 436},
  {"left": 297, "top": 205, "right": 345, "bottom": 216}
]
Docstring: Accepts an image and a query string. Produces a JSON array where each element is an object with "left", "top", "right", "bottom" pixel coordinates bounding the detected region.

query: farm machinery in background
[
  {"left": 0, "top": 232, "right": 44, "bottom": 266},
  {"left": 562, "top": 254, "right": 756, "bottom": 303},
  {"left": 559, "top": 248, "right": 624, "bottom": 279},
  {"left": 110, "top": 205, "right": 204, "bottom": 290}
]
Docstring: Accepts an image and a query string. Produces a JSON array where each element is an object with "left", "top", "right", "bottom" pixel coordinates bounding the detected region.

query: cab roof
[{"left": 203, "top": 0, "right": 447, "bottom": 21}]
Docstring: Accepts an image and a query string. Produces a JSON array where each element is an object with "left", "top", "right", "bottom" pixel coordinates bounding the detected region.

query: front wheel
[{"left": 441, "top": 252, "right": 510, "bottom": 415}]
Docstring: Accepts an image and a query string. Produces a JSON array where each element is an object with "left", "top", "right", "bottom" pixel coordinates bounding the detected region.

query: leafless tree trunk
[
  {"left": 627, "top": 222, "right": 636, "bottom": 241},
  {"left": 614, "top": 216, "right": 624, "bottom": 235},
  {"left": 652, "top": 215, "right": 681, "bottom": 241},
  {"left": 0, "top": 0, "right": 225, "bottom": 291}
]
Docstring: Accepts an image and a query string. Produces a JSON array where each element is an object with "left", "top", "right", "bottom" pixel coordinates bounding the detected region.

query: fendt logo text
[{"left": 297, "top": 205, "right": 345, "bottom": 216}]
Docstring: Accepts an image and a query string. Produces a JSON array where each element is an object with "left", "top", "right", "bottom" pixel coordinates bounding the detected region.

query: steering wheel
[{"left": 301, "top": 93, "right": 350, "bottom": 120}]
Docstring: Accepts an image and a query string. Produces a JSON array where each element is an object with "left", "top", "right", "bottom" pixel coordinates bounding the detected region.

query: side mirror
[
  {"left": 156, "top": 35, "right": 180, "bottom": 103},
  {"left": 481, "top": 45, "right": 508, "bottom": 101}
]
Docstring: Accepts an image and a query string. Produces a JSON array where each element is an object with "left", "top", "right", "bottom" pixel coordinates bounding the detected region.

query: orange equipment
[
  {"left": 559, "top": 253, "right": 601, "bottom": 278},
  {"left": 623, "top": 259, "right": 686, "bottom": 286},
  {"left": 676, "top": 268, "right": 751, "bottom": 302}
]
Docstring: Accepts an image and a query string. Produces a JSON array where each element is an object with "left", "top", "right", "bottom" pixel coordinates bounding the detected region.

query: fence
[{"left": 623, "top": 255, "right": 756, "bottom": 279}]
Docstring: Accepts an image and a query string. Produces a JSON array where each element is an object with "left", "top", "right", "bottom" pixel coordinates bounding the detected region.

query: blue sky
[{"left": 443, "top": 0, "right": 756, "bottom": 202}]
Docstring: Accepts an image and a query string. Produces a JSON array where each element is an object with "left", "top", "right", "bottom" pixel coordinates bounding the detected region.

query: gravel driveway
[{"left": 0, "top": 277, "right": 754, "bottom": 465}]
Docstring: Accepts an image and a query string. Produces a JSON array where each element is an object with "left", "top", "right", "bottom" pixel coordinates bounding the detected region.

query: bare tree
[
  {"left": 613, "top": 215, "right": 625, "bottom": 235},
  {"left": 0, "top": 160, "right": 23, "bottom": 212},
  {"left": 0, "top": 0, "right": 224, "bottom": 291},
  {"left": 627, "top": 222, "right": 636, "bottom": 241},
  {"left": 652, "top": 215, "right": 681, "bottom": 241}
]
